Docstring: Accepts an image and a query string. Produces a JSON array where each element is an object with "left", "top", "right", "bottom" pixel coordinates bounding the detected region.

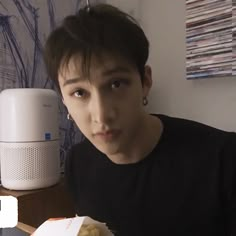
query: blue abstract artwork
[{"left": 0, "top": 0, "right": 103, "bottom": 167}]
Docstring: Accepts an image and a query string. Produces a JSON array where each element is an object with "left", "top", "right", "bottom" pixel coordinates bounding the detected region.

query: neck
[{"left": 108, "top": 114, "right": 163, "bottom": 165}]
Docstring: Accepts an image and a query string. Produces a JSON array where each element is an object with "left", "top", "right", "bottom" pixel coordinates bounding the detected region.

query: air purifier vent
[{"left": 1, "top": 141, "right": 60, "bottom": 190}]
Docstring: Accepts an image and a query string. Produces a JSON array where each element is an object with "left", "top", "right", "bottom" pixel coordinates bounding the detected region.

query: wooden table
[
  {"left": 0, "top": 180, "right": 75, "bottom": 228},
  {"left": 17, "top": 222, "right": 36, "bottom": 235}
]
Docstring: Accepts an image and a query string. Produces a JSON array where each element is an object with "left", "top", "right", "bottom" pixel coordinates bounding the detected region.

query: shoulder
[
  {"left": 64, "top": 139, "right": 104, "bottom": 195},
  {"left": 69, "top": 138, "right": 95, "bottom": 155},
  {"left": 153, "top": 114, "right": 236, "bottom": 160},
  {"left": 65, "top": 139, "right": 102, "bottom": 167},
  {"left": 157, "top": 114, "right": 233, "bottom": 142},
  {"left": 157, "top": 114, "right": 225, "bottom": 133},
  {"left": 65, "top": 138, "right": 111, "bottom": 172}
]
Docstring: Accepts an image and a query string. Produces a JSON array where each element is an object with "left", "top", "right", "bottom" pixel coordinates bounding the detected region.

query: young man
[{"left": 43, "top": 3, "right": 236, "bottom": 236}]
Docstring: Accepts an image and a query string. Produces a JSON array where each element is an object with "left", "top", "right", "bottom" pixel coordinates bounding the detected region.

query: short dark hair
[{"left": 43, "top": 3, "right": 149, "bottom": 90}]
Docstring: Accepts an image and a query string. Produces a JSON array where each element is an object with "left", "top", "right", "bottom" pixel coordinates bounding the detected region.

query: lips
[{"left": 94, "top": 129, "right": 120, "bottom": 141}]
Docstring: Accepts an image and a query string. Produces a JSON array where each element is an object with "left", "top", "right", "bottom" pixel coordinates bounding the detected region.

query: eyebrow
[
  {"left": 63, "top": 66, "right": 131, "bottom": 87},
  {"left": 101, "top": 66, "right": 132, "bottom": 76},
  {"left": 63, "top": 77, "right": 83, "bottom": 87}
]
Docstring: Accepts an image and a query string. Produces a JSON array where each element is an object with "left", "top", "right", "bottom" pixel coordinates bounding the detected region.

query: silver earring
[
  {"left": 143, "top": 97, "right": 148, "bottom": 106},
  {"left": 86, "top": 0, "right": 91, "bottom": 12},
  {"left": 67, "top": 113, "right": 73, "bottom": 121}
]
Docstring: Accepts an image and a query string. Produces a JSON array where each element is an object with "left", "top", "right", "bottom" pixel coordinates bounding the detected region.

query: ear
[
  {"left": 142, "top": 65, "right": 152, "bottom": 97},
  {"left": 60, "top": 93, "right": 65, "bottom": 105},
  {"left": 61, "top": 98, "right": 65, "bottom": 105}
]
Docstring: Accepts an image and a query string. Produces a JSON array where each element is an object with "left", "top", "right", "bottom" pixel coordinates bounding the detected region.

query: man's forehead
[{"left": 59, "top": 53, "right": 133, "bottom": 80}]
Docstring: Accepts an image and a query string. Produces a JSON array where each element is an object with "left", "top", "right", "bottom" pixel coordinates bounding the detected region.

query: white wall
[
  {"left": 140, "top": 0, "right": 236, "bottom": 132},
  {"left": 109, "top": 0, "right": 141, "bottom": 21}
]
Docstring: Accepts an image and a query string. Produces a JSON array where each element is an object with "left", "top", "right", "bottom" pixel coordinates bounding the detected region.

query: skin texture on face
[{"left": 58, "top": 53, "right": 159, "bottom": 164}]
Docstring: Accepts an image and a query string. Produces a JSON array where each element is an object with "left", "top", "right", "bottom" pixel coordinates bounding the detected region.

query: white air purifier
[{"left": 0, "top": 88, "right": 60, "bottom": 190}]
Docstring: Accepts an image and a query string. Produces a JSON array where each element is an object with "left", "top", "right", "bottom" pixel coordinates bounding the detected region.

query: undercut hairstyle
[{"left": 43, "top": 3, "right": 149, "bottom": 91}]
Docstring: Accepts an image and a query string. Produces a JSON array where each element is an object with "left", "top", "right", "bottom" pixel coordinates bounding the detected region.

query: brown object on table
[{"left": 0, "top": 179, "right": 76, "bottom": 228}]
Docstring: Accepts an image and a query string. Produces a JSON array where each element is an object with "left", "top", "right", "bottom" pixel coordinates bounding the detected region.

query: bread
[{"left": 78, "top": 224, "right": 101, "bottom": 236}]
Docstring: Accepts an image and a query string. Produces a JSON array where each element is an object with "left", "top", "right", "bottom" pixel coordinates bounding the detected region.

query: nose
[{"left": 89, "top": 92, "right": 116, "bottom": 125}]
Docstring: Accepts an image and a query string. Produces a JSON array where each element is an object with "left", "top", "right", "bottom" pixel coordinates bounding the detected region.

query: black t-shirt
[{"left": 65, "top": 115, "right": 236, "bottom": 236}]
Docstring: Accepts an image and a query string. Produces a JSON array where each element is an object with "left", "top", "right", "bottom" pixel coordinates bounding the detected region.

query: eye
[
  {"left": 110, "top": 79, "right": 130, "bottom": 90},
  {"left": 111, "top": 80, "right": 121, "bottom": 89},
  {"left": 73, "top": 89, "right": 86, "bottom": 98}
]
